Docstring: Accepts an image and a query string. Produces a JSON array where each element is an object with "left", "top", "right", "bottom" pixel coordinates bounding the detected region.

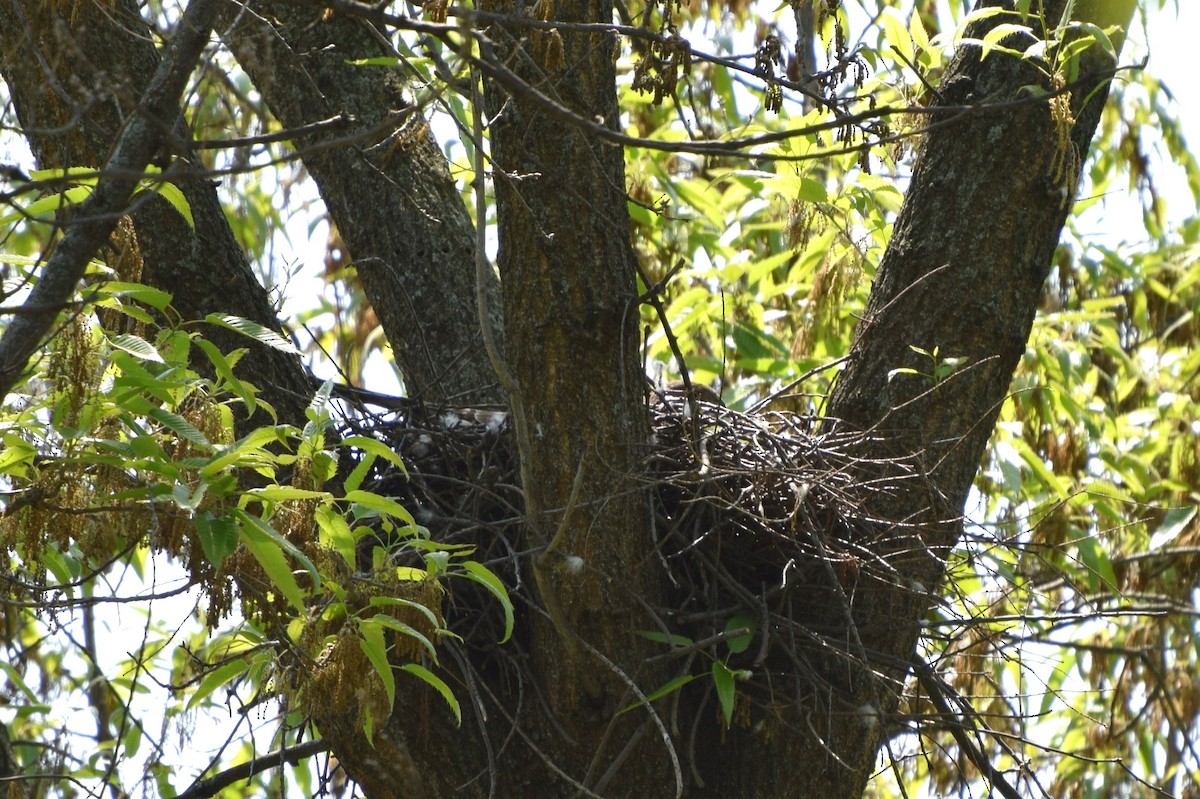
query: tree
[{"left": 1, "top": 1, "right": 1197, "bottom": 798}]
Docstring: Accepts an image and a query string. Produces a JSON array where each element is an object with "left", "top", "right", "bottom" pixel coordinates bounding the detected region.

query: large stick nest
[{"left": 340, "top": 385, "right": 925, "bottom": 713}]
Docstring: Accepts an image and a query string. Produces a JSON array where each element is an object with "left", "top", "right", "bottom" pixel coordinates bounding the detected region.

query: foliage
[
  {"left": 0, "top": 203, "right": 504, "bottom": 792},
  {"left": 0, "top": 0, "right": 1197, "bottom": 798}
]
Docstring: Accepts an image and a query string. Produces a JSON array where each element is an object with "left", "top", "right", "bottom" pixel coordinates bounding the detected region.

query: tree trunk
[
  {"left": 220, "top": 0, "right": 505, "bottom": 405},
  {"left": 0, "top": 0, "right": 313, "bottom": 429},
  {"left": 812, "top": 2, "right": 1137, "bottom": 796},
  {"left": 312, "top": 0, "right": 677, "bottom": 794},
  {"left": 482, "top": 0, "right": 673, "bottom": 787}
]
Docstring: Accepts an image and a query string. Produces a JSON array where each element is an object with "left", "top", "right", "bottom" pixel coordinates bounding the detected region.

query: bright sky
[
  {"left": 1121, "top": 2, "right": 1198, "bottom": 230},
  {"left": 1146, "top": 3, "right": 1198, "bottom": 107}
]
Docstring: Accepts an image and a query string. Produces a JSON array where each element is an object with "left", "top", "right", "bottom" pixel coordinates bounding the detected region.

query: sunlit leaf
[
  {"left": 205, "top": 314, "right": 301, "bottom": 355},
  {"left": 459, "top": 561, "right": 514, "bottom": 643},
  {"left": 232, "top": 509, "right": 312, "bottom": 610}
]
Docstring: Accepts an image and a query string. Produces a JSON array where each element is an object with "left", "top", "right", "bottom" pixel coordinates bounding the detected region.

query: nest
[
  {"left": 340, "top": 386, "right": 924, "bottom": 710},
  {"left": 651, "top": 388, "right": 917, "bottom": 580}
]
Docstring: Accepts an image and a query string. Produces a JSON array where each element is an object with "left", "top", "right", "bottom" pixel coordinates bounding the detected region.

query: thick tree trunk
[
  {"left": 313, "top": 0, "right": 676, "bottom": 795},
  {"left": 0, "top": 0, "right": 313, "bottom": 429},
  {"left": 220, "top": 1, "right": 505, "bottom": 405},
  {"left": 481, "top": 0, "right": 672, "bottom": 787},
  {"left": 809, "top": 2, "right": 1138, "bottom": 796}
]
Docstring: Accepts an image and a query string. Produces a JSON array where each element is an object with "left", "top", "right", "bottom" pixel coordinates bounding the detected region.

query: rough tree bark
[
  {"left": 812, "top": 2, "right": 1138, "bottom": 796},
  {"left": 290, "top": 0, "right": 677, "bottom": 793},
  {"left": 0, "top": 0, "right": 313, "bottom": 428},
  {"left": 480, "top": 0, "right": 673, "bottom": 784},
  {"left": 220, "top": 0, "right": 505, "bottom": 405}
]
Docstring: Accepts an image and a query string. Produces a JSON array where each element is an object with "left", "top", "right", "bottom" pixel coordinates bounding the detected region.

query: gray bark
[
  {"left": 814, "top": 2, "right": 1137, "bottom": 796},
  {"left": 220, "top": 0, "right": 505, "bottom": 405}
]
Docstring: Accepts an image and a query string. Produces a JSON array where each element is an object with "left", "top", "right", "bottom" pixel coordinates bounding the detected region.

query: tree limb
[
  {"left": 174, "top": 740, "right": 330, "bottom": 799},
  {"left": 0, "top": 0, "right": 221, "bottom": 399}
]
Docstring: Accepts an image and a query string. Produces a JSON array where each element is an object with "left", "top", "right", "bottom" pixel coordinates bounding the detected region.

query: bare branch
[{"left": 173, "top": 740, "right": 330, "bottom": 799}]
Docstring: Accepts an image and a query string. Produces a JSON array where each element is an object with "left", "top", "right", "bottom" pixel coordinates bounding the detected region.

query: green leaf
[
  {"left": 424, "top": 550, "right": 450, "bottom": 578},
  {"left": 0, "top": 185, "right": 94, "bottom": 227},
  {"left": 617, "top": 674, "right": 696, "bottom": 716},
  {"left": 712, "top": 661, "right": 736, "bottom": 728},
  {"left": 196, "top": 511, "right": 238, "bottom": 565},
  {"left": 344, "top": 490, "right": 416, "bottom": 526},
  {"left": 243, "top": 508, "right": 320, "bottom": 582},
  {"left": 315, "top": 505, "right": 359, "bottom": 567},
  {"left": 138, "top": 180, "right": 194, "bottom": 228},
  {"left": 342, "top": 452, "right": 376, "bottom": 495},
  {"left": 730, "top": 320, "right": 788, "bottom": 360},
  {"left": 636, "top": 630, "right": 693, "bottom": 647},
  {"left": 171, "top": 482, "right": 207, "bottom": 511},
  {"left": 369, "top": 613, "right": 437, "bottom": 658},
  {"left": 881, "top": 7, "right": 913, "bottom": 63},
  {"left": 367, "top": 595, "right": 442, "bottom": 630},
  {"left": 122, "top": 722, "right": 143, "bottom": 759},
  {"left": 1149, "top": 506, "right": 1197, "bottom": 550},
  {"left": 673, "top": 179, "right": 725, "bottom": 229},
  {"left": 43, "top": 547, "right": 81, "bottom": 586},
  {"left": 145, "top": 406, "right": 210, "bottom": 448},
  {"left": 247, "top": 486, "right": 332, "bottom": 502},
  {"left": 910, "top": 9, "right": 931, "bottom": 55},
  {"left": 459, "top": 561, "right": 514, "bottom": 643},
  {"left": 401, "top": 663, "right": 461, "bottom": 726},
  {"left": 0, "top": 434, "right": 36, "bottom": 476},
  {"left": 93, "top": 281, "right": 173, "bottom": 311},
  {"left": 958, "top": 5, "right": 1011, "bottom": 29},
  {"left": 205, "top": 314, "right": 300, "bottom": 355},
  {"left": 961, "top": 31, "right": 1029, "bottom": 62},
  {"left": 0, "top": 661, "right": 39, "bottom": 702},
  {"left": 232, "top": 509, "right": 312, "bottom": 611},
  {"left": 199, "top": 426, "right": 281, "bottom": 478},
  {"left": 1074, "top": 534, "right": 1117, "bottom": 591},
  {"left": 1013, "top": 439, "right": 1069, "bottom": 499},
  {"left": 796, "top": 177, "right": 828, "bottom": 203},
  {"left": 187, "top": 656, "right": 253, "bottom": 710},
  {"left": 1070, "top": 21, "right": 1115, "bottom": 60},
  {"left": 341, "top": 435, "right": 407, "bottom": 472},
  {"left": 724, "top": 612, "right": 756, "bottom": 655},
  {"left": 195, "top": 338, "right": 255, "bottom": 412},
  {"left": 346, "top": 56, "right": 402, "bottom": 67},
  {"left": 27, "top": 166, "right": 99, "bottom": 182},
  {"left": 359, "top": 620, "right": 396, "bottom": 712}
]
